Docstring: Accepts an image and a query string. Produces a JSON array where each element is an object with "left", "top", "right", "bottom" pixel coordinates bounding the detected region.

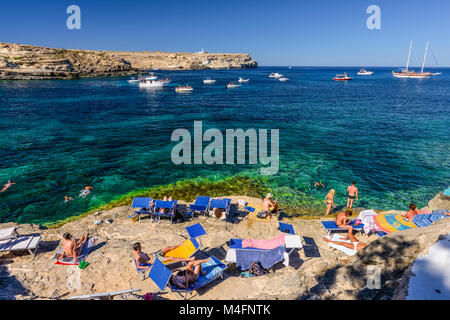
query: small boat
[
  {"left": 238, "top": 77, "right": 250, "bottom": 83},
  {"left": 278, "top": 77, "right": 289, "bottom": 82},
  {"left": 432, "top": 72, "right": 442, "bottom": 75},
  {"left": 357, "top": 69, "right": 374, "bottom": 75},
  {"left": 269, "top": 73, "right": 283, "bottom": 78},
  {"left": 333, "top": 73, "right": 352, "bottom": 81},
  {"left": 175, "top": 85, "right": 194, "bottom": 93},
  {"left": 203, "top": 78, "right": 216, "bottom": 84},
  {"left": 226, "top": 82, "right": 241, "bottom": 88}
]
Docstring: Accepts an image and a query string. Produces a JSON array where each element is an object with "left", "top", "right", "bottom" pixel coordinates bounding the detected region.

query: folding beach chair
[
  {"left": 185, "top": 223, "right": 207, "bottom": 247},
  {"left": 153, "top": 200, "right": 178, "bottom": 223},
  {"left": 130, "top": 197, "right": 153, "bottom": 221},
  {"left": 133, "top": 238, "right": 200, "bottom": 280},
  {"left": 68, "top": 288, "right": 141, "bottom": 300},
  {"left": 188, "top": 196, "right": 211, "bottom": 216},
  {"left": 209, "top": 198, "right": 231, "bottom": 220},
  {"left": 133, "top": 258, "right": 151, "bottom": 281},
  {"left": 0, "top": 227, "right": 18, "bottom": 240},
  {"left": 0, "top": 233, "right": 41, "bottom": 257},
  {"left": 148, "top": 256, "right": 228, "bottom": 300},
  {"left": 321, "top": 220, "right": 364, "bottom": 237}
]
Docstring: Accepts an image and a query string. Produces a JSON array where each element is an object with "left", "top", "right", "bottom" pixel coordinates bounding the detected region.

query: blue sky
[{"left": 0, "top": 0, "right": 448, "bottom": 66}]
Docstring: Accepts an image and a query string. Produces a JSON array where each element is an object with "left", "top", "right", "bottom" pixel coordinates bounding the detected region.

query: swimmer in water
[
  {"left": 80, "top": 185, "right": 93, "bottom": 198},
  {"left": 1, "top": 180, "right": 16, "bottom": 193},
  {"left": 65, "top": 195, "right": 73, "bottom": 202}
]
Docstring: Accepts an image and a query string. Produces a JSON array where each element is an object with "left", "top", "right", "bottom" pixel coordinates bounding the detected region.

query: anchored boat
[{"left": 333, "top": 73, "right": 352, "bottom": 81}]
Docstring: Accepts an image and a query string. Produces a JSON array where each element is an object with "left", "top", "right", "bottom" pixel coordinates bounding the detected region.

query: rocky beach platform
[{"left": 0, "top": 193, "right": 449, "bottom": 300}]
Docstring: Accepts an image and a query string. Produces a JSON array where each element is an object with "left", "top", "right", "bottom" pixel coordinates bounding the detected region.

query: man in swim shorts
[
  {"left": 346, "top": 181, "right": 358, "bottom": 208},
  {"left": 132, "top": 242, "right": 194, "bottom": 272}
]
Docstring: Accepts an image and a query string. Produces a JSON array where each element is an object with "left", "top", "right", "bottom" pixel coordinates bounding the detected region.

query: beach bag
[
  {"left": 248, "top": 262, "right": 267, "bottom": 276},
  {"left": 257, "top": 210, "right": 268, "bottom": 219}
]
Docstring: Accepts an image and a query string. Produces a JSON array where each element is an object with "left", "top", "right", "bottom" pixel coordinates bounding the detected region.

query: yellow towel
[{"left": 163, "top": 239, "right": 196, "bottom": 262}]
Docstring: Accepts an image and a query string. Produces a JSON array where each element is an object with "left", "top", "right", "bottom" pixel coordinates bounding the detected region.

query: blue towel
[{"left": 235, "top": 246, "right": 285, "bottom": 270}]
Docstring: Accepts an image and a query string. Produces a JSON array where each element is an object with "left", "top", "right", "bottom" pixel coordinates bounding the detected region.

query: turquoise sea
[{"left": 0, "top": 67, "right": 449, "bottom": 224}]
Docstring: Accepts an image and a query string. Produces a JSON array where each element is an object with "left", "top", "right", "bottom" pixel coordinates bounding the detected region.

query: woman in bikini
[
  {"left": 323, "top": 232, "right": 368, "bottom": 252},
  {"left": 335, "top": 209, "right": 354, "bottom": 238},
  {"left": 325, "top": 189, "right": 336, "bottom": 216}
]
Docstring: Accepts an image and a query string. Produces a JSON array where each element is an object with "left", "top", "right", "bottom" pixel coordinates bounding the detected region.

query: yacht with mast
[{"left": 392, "top": 41, "right": 432, "bottom": 78}]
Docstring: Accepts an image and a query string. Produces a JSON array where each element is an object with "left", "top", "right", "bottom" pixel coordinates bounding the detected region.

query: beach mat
[
  {"left": 413, "top": 212, "right": 450, "bottom": 228},
  {"left": 53, "top": 237, "right": 96, "bottom": 265},
  {"left": 373, "top": 211, "right": 417, "bottom": 234}
]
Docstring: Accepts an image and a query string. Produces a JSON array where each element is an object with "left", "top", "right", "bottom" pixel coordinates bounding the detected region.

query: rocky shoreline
[
  {"left": 0, "top": 192, "right": 449, "bottom": 300},
  {"left": 0, "top": 43, "right": 258, "bottom": 80}
]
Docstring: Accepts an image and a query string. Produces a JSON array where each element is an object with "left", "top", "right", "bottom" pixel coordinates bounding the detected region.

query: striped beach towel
[{"left": 413, "top": 211, "right": 450, "bottom": 228}]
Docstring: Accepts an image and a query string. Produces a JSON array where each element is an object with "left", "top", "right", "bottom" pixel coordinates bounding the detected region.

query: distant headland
[{"left": 0, "top": 42, "right": 258, "bottom": 80}]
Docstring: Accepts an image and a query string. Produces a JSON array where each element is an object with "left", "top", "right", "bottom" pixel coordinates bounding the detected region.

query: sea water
[{"left": 0, "top": 67, "right": 449, "bottom": 224}]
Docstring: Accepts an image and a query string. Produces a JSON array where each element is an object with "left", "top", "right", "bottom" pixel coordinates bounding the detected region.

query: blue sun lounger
[
  {"left": 148, "top": 256, "right": 228, "bottom": 299},
  {"left": 153, "top": 200, "right": 178, "bottom": 223},
  {"left": 209, "top": 198, "right": 231, "bottom": 219},
  {"left": 185, "top": 223, "right": 207, "bottom": 247},
  {"left": 321, "top": 220, "right": 364, "bottom": 236},
  {"left": 188, "top": 196, "right": 211, "bottom": 216},
  {"left": 130, "top": 197, "right": 153, "bottom": 221}
]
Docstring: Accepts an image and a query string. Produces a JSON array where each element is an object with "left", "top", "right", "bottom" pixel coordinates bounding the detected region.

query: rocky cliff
[{"left": 0, "top": 43, "right": 257, "bottom": 80}]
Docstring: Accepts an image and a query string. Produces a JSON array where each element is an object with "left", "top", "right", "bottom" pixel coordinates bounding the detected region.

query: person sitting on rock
[
  {"left": 132, "top": 242, "right": 194, "bottom": 272},
  {"left": 323, "top": 232, "right": 368, "bottom": 252},
  {"left": 262, "top": 193, "right": 279, "bottom": 214},
  {"left": 57, "top": 232, "right": 89, "bottom": 264},
  {"left": 170, "top": 258, "right": 209, "bottom": 289}
]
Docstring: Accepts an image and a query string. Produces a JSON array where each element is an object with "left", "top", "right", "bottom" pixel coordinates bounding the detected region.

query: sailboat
[{"left": 392, "top": 41, "right": 432, "bottom": 79}]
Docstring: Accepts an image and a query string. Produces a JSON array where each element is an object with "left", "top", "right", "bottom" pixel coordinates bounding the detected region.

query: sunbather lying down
[
  {"left": 169, "top": 258, "right": 209, "bottom": 289},
  {"left": 132, "top": 242, "right": 194, "bottom": 271},
  {"left": 323, "top": 233, "right": 368, "bottom": 252}
]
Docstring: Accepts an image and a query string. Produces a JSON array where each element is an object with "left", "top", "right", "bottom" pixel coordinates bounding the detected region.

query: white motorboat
[
  {"left": 278, "top": 77, "right": 289, "bottom": 82},
  {"left": 357, "top": 69, "right": 374, "bottom": 75},
  {"left": 203, "top": 78, "right": 216, "bottom": 84},
  {"left": 138, "top": 78, "right": 170, "bottom": 88},
  {"left": 226, "top": 82, "right": 241, "bottom": 88},
  {"left": 269, "top": 72, "right": 283, "bottom": 78},
  {"left": 238, "top": 77, "right": 250, "bottom": 83}
]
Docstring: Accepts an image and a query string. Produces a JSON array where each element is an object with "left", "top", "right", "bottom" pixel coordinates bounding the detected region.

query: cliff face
[{"left": 0, "top": 43, "right": 257, "bottom": 80}]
